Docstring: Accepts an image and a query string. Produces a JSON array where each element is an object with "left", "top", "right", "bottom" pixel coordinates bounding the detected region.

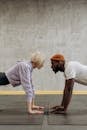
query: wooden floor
[{"left": 0, "top": 95, "right": 87, "bottom": 130}]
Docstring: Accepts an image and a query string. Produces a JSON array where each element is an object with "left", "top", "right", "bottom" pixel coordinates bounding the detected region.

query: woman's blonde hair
[{"left": 31, "top": 51, "right": 45, "bottom": 69}]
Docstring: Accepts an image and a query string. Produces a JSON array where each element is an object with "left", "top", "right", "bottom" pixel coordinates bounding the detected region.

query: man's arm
[
  {"left": 51, "top": 79, "right": 74, "bottom": 113},
  {"left": 61, "top": 78, "right": 74, "bottom": 111}
]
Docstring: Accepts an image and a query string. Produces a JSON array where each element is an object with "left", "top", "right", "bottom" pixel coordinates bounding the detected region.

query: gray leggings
[{"left": 0, "top": 72, "right": 9, "bottom": 85}]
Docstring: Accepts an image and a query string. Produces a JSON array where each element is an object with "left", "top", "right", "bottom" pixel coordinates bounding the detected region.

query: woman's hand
[
  {"left": 28, "top": 109, "right": 44, "bottom": 114},
  {"left": 27, "top": 100, "right": 44, "bottom": 114},
  {"left": 32, "top": 105, "right": 44, "bottom": 110}
]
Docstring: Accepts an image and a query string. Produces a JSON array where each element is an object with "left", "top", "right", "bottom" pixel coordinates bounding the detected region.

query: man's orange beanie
[{"left": 51, "top": 54, "right": 65, "bottom": 61}]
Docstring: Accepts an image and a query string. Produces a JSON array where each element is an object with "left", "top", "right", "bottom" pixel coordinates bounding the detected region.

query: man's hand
[
  {"left": 50, "top": 105, "right": 65, "bottom": 114},
  {"left": 51, "top": 105, "right": 62, "bottom": 110}
]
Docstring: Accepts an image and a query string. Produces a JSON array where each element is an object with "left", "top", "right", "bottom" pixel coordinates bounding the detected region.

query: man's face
[{"left": 51, "top": 60, "right": 64, "bottom": 73}]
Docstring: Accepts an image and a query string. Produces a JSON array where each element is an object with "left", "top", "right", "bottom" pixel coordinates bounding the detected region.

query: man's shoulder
[
  {"left": 67, "top": 61, "right": 80, "bottom": 66},
  {"left": 65, "top": 61, "right": 80, "bottom": 71}
]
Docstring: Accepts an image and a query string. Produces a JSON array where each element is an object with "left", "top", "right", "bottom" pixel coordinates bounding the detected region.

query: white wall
[{"left": 0, "top": 0, "right": 87, "bottom": 91}]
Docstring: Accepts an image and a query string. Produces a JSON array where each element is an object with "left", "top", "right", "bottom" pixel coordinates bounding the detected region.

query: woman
[{"left": 0, "top": 51, "right": 45, "bottom": 114}]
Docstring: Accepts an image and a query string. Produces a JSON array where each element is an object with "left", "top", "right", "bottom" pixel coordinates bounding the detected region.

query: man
[
  {"left": 0, "top": 51, "right": 45, "bottom": 114},
  {"left": 50, "top": 53, "right": 87, "bottom": 114}
]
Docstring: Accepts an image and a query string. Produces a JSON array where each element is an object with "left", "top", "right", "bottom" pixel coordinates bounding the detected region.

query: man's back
[{"left": 64, "top": 61, "right": 87, "bottom": 85}]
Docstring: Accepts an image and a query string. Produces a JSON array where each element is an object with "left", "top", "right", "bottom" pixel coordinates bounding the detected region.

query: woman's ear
[{"left": 32, "top": 62, "right": 37, "bottom": 68}]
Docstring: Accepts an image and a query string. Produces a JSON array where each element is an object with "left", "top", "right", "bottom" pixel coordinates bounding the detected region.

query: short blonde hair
[{"left": 31, "top": 51, "right": 45, "bottom": 69}]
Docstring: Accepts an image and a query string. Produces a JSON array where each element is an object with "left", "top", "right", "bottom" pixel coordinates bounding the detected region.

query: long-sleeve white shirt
[{"left": 6, "top": 61, "right": 35, "bottom": 102}]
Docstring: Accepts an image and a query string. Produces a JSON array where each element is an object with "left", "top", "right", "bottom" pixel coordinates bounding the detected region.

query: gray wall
[{"left": 0, "top": 0, "right": 87, "bottom": 91}]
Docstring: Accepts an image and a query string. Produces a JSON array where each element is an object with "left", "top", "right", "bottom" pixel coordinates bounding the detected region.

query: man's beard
[
  {"left": 53, "top": 67, "right": 63, "bottom": 73},
  {"left": 53, "top": 67, "right": 59, "bottom": 73}
]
